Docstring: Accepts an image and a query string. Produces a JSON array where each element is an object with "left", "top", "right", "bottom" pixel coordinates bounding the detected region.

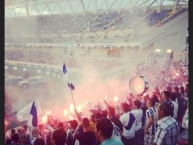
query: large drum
[{"left": 129, "top": 76, "right": 149, "bottom": 96}]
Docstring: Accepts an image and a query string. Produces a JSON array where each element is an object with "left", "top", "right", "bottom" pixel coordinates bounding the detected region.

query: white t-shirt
[
  {"left": 171, "top": 101, "right": 178, "bottom": 119},
  {"left": 120, "top": 112, "right": 136, "bottom": 139},
  {"left": 182, "top": 108, "right": 188, "bottom": 129},
  {"left": 131, "top": 109, "right": 143, "bottom": 131}
]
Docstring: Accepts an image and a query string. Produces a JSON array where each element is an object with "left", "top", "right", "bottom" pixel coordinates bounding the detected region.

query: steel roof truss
[
  {"left": 66, "top": 0, "right": 74, "bottom": 13},
  {"left": 80, "top": 0, "right": 86, "bottom": 13}
]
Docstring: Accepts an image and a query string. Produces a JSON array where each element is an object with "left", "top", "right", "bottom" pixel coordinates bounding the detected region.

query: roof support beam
[
  {"left": 25, "top": 0, "right": 29, "bottom": 17},
  {"left": 80, "top": 0, "right": 86, "bottom": 13}
]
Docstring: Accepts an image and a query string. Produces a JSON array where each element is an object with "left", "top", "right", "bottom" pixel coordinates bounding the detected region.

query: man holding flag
[{"left": 63, "top": 63, "right": 81, "bottom": 121}]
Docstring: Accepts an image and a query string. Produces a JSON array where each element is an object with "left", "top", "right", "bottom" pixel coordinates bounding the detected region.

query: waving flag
[
  {"left": 27, "top": 102, "right": 38, "bottom": 127},
  {"left": 63, "top": 63, "right": 67, "bottom": 74},
  {"left": 63, "top": 63, "right": 75, "bottom": 90},
  {"left": 16, "top": 103, "right": 33, "bottom": 122},
  {"left": 62, "top": 63, "right": 76, "bottom": 109},
  {"left": 68, "top": 83, "right": 75, "bottom": 90},
  {"left": 16, "top": 99, "right": 41, "bottom": 122}
]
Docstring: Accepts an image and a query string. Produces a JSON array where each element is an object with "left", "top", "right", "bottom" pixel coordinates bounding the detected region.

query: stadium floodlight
[
  {"left": 103, "top": 46, "right": 107, "bottom": 47},
  {"left": 167, "top": 49, "right": 172, "bottom": 53},
  {"left": 155, "top": 49, "right": 161, "bottom": 52},
  {"left": 90, "top": 46, "right": 94, "bottom": 47}
]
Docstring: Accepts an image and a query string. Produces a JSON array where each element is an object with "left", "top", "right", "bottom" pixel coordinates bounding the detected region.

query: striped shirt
[
  {"left": 145, "top": 107, "right": 157, "bottom": 135},
  {"left": 154, "top": 116, "right": 180, "bottom": 145}
]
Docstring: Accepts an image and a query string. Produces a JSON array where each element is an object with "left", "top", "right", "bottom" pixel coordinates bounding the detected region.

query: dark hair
[
  {"left": 58, "top": 122, "right": 64, "bottom": 128},
  {"left": 174, "top": 86, "right": 179, "bottom": 92},
  {"left": 152, "top": 95, "right": 159, "bottom": 103},
  {"left": 162, "top": 91, "right": 171, "bottom": 99},
  {"left": 170, "top": 93, "right": 176, "bottom": 101},
  {"left": 134, "top": 100, "right": 141, "bottom": 108},
  {"left": 166, "top": 86, "right": 172, "bottom": 92},
  {"left": 81, "top": 118, "right": 90, "bottom": 128},
  {"left": 159, "top": 102, "right": 173, "bottom": 116},
  {"left": 121, "top": 103, "right": 130, "bottom": 112},
  {"left": 101, "top": 110, "right": 107, "bottom": 118},
  {"left": 148, "top": 99, "right": 155, "bottom": 107},
  {"left": 94, "top": 112, "right": 102, "bottom": 120},
  {"left": 11, "top": 129, "right": 16, "bottom": 135},
  {"left": 108, "top": 107, "right": 115, "bottom": 116},
  {"left": 180, "top": 86, "right": 185, "bottom": 94},
  {"left": 69, "top": 120, "right": 78, "bottom": 130},
  {"left": 11, "top": 133, "right": 20, "bottom": 143},
  {"left": 96, "top": 117, "right": 113, "bottom": 138},
  {"left": 33, "top": 137, "right": 45, "bottom": 145}
]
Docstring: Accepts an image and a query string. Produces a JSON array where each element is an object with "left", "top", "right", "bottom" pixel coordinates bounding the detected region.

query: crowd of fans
[{"left": 5, "top": 66, "right": 188, "bottom": 145}]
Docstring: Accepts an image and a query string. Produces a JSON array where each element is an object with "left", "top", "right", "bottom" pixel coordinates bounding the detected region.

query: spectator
[
  {"left": 52, "top": 122, "right": 67, "bottom": 145},
  {"left": 73, "top": 118, "right": 96, "bottom": 145},
  {"left": 6, "top": 129, "right": 16, "bottom": 145},
  {"left": 9, "top": 133, "right": 22, "bottom": 145},
  {"left": 166, "top": 86, "right": 172, "bottom": 93},
  {"left": 89, "top": 113, "right": 96, "bottom": 130},
  {"left": 152, "top": 102, "right": 180, "bottom": 145},
  {"left": 95, "top": 117, "right": 124, "bottom": 145},
  {"left": 94, "top": 112, "right": 103, "bottom": 121},
  {"left": 151, "top": 92, "right": 159, "bottom": 105},
  {"left": 179, "top": 86, "right": 188, "bottom": 119},
  {"left": 161, "top": 91, "right": 174, "bottom": 117},
  {"left": 30, "top": 127, "right": 41, "bottom": 145},
  {"left": 107, "top": 106, "right": 123, "bottom": 140},
  {"left": 66, "top": 120, "right": 78, "bottom": 145},
  {"left": 170, "top": 93, "right": 178, "bottom": 119},
  {"left": 33, "top": 138, "right": 45, "bottom": 145},
  {"left": 22, "top": 134, "right": 30, "bottom": 145},
  {"left": 182, "top": 99, "right": 188, "bottom": 129},
  {"left": 38, "top": 124, "right": 44, "bottom": 138},
  {"left": 172, "top": 86, "right": 183, "bottom": 121},
  {"left": 101, "top": 110, "right": 108, "bottom": 118},
  {"left": 120, "top": 103, "right": 136, "bottom": 145},
  {"left": 144, "top": 99, "right": 157, "bottom": 145},
  {"left": 131, "top": 100, "right": 143, "bottom": 145}
]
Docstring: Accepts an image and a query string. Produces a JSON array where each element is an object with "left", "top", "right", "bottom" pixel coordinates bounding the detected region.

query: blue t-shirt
[{"left": 101, "top": 138, "right": 124, "bottom": 145}]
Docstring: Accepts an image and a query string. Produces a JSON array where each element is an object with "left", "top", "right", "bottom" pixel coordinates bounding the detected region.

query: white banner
[
  {"left": 16, "top": 99, "right": 41, "bottom": 122},
  {"left": 16, "top": 103, "right": 32, "bottom": 121}
]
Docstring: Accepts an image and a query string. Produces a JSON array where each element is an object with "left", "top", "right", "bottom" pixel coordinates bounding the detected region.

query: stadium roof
[{"left": 5, "top": 0, "right": 188, "bottom": 17}]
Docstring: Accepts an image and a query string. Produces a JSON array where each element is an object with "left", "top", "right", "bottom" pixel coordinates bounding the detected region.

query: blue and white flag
[
  {"left": 16, "top": 99, "right": 41, "bottom": 122},
  {"left": 27, "top": 101, "right": 38, "bottom": 127},
  {"left": 63, "top": 63, "right": 75, "bottom": 90},
  {"left": 16, "top": 103, "right": 32, "bottom": 122}
]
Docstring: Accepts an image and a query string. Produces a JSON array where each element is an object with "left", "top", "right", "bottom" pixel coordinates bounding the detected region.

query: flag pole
[
  {"left": 63, "top": 63, "right": 79, "bottom": 120},
  {"left": 70, "top": 88, "right": 75, "bottom": 108}
]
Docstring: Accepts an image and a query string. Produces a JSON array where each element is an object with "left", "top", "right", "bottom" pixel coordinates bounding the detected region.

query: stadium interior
[{"left": 5, "top": 0, "right": 188, "bottom": 143}]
